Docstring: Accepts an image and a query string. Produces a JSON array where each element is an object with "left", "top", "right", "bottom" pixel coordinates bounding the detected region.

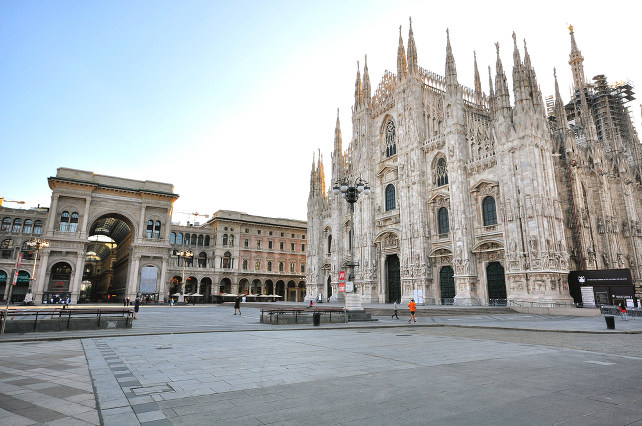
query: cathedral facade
[{"left": 306, "top": 21, "right": 642, "bottom": 306}]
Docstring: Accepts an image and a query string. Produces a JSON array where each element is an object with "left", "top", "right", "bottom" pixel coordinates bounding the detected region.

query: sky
[{"left": 2, "top": 0, "right": 640, "bottom": 223}]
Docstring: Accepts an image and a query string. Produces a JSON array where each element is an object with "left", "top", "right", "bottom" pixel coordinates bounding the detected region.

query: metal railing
[
  {"left": 260, "top": 307, "right": 347, "bottom": 324},
  {"left": 600, "top": 305, "right": 642, "bottom": 318},
  {"left": 509, "top": 300, "right": 579, "bottom": 308},
  {"left": 0, "top": 307, "right": 134, "bottom": 333}
]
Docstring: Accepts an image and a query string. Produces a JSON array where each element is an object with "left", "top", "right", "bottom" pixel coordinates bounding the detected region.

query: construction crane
[
  {"left": 0, "top": 198, "right": 26, "bottom": 207},
  {"left": 176, "top": 212, "right": 209, "bottom": 219}
]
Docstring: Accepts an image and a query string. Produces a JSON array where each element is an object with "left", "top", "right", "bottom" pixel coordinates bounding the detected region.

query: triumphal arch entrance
[{"left": 34, "top": 168, "right": 178, "bottom": 304}]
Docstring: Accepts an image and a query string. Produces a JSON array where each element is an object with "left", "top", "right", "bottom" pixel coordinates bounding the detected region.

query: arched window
[
  {"left": 204, "top": 235, "right": 210, "bottom": 246},
  {"left": 1, "top": 238, "right": 11, "bottom": 259},
  {"left": 154, "top": 221, "right": 161, "bottom": 239},
  {"left": 170, "top": 232, "right": 176, "bottom": 244},
  {"left": 1, "top": 218, "right": 11, "bottom": 232},
  {"left": 23, "top": 219, "right": 32, "bottom": 234},
  {"left": 146, "top": 220, "right": 154, "bottom": 238},
  {"left": 327, "top": 235, "right": 332, "bottom": 254},
  {"left": 12, "top": 218, "right": 22, "bottom": 233},
  {"left": 184, "top": 233, "right": 190, "bottom": 245},
  {"left": 223, "top": 252, "right": 232, "bottom": 269},
  {"left": 191, "top": 234, "right": 197, "bottom": 245},
  {"left": 279, "top": 262, "right": 284, "bottom": 272},
  {"left": 33, "top": 220, "right": 43, "bottom": 235},
  {"left": 198, "top": 235, "right": 204, "bottom": 246},
  {"left": 176, "top": 233, "right": 183, "bottom": 245},
  {"left": 222, "top": 234, "right": 228, "bottom": 246},
  {"left": 482, "top": 196, "right": 497, "bottom": 226},
  {"left": 385, "top": 184, "right": 396, "bottom": 211},
  {"left": 438, "top": 207, "right": 450, "bottom": 234},
  {"left": 434, "top": 157, "right": 449, "bottom": 186},
  {"left": 242, "top": 259, "right": 249, "bottom": 270},
  {"left": 60, "top": 211, "right": 70, "bottom": 232},
  {"left": 267, "top": 261, "right": 272, "bottom": 272},
  {"left": 198, "top": 252, "right": 207, "bottom": 268},
  {"left": 385, "top": 120, "right": 397, "bottom": 157},
  {"left": 69, "top": 212, "right": 79, "bottom": 232}
]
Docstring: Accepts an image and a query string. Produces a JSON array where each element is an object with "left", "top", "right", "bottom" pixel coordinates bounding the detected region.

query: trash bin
[
  {"left": 313, "top": 312, "right": 321, "bottom": 326},
  {"left": 605, "top": 315, "right": 615, "bottom": 330}
]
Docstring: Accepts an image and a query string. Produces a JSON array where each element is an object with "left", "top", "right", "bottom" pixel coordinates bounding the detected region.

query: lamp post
[
  {"left": 332, "top": 177, "right": 370, "bottom": 310},
  {"left": 176, "top": 250, "right": 193, "bottom": 303}
]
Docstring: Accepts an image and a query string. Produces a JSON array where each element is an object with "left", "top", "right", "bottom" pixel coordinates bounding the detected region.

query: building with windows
[
  {"left": 306, "top": 21, "right": 641, "bottom": 305},
  {"left": 0, "top": 168, "right": 306, "bottom": 304}
]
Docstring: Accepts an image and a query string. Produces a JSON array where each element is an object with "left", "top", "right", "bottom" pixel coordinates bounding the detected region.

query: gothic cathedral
[{"left": 306, "top": 20, "right": 642, "bottom": 306}]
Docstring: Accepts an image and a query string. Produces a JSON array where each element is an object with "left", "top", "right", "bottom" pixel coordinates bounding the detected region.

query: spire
[
  {"left": 523, "top": 38, "right": 544, "bottom": 114},
  {"left": 309, "top": 152, "right": 316, "bottom": 196},
  {"left": 397, "top": 25, "right": 407, "bottom": 80},
  {"left": 473, "top": 51, "right": 482, "bottom": 100},
  {"left": 354, "top": 61, "right": 363, "bottom": 107},
  {"left": 553, "top": 68, "right": 568, "bottom": 129},
  {"left": 568, "top": 24, "right": 586, "bottom": 89},
  {"left": 445, "top": 29, "right": 458, "bottom": 89},
  {"left": 488, "top": 65, "right": 495, "bottom": 116},
  {"left": 334, "top": 108, "right": 342, "bottom": 153},
  {"left": 407, "top": 17, "right": 418, "bottom": 75},
  {"left": 494, "top": 42, "right": 511, "bottom": 113},
  {"left": 362, "top": 55, "right": 371, "bottom": 106},
  {"left": 512, "top": 32, "right": 526, "bottom": 105}
]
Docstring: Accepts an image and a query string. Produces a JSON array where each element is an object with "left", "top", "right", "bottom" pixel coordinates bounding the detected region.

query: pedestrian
[
  {"left": 408, "top": 298, "right": 416, "bottom": 323},
  {"left": 619, "top": 301, "right": 628, "bottom": 320},
  {"left": 309, "top": 300, "right": 314, "bottom": 308},
  {"left": 234, "top": 293, "right": 242, "bottom": 315},
  {"left": 134, "top": 296, "right": 140, "bottom": 319},
  {"left": 392, "top": 300, "right": 399, "bottom": 319},
  {"left": 170, "top": 298, "right": 174, "bottom": 307}
]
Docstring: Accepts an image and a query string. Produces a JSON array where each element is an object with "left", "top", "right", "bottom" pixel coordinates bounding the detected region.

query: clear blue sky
[{"left": 2, "top": 1, "right": 640, "bottom": 221}]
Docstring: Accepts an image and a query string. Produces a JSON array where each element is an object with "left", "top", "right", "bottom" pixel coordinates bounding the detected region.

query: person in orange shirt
[{"left": 408, "top": 299, "right": 417, "bottom": 323}]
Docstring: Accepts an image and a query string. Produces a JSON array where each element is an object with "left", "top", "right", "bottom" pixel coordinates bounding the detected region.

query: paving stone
[{"left": 136, "top": 410, "right": 166, "bottom": 423}]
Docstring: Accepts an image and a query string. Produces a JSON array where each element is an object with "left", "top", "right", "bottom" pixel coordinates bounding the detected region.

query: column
[
  {"left": 46, "top": 194, "right": 59, "bottom": 235},
  {"left": 379, "top": 251, "right": 386, "bottom": 303},
  {"left": 80, "top": 197, "right": 91, "bottom": 238},
  {"left": 34, "top": 251, "right": 50, "bottom": 302},
  {"left": 70, "top": 251, "right": 85, "bottom": 304},
  {"left": 159, "top": 258, "right": 168, "bottom": 302},
  {"left": 127, "top": 254, "right": 140, "bottom": 300},
  {"left": 138, "top": 205, "right": 147, "bottom": 240}
]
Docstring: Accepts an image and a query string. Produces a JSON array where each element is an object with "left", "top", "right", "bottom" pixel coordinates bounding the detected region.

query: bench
[{"left": 260, "top": 307, "right": 347, "bottom": 324}]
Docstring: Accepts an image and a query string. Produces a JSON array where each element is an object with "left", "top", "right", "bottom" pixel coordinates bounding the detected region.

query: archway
[
  {"left": 0, "top": 270, "right": 7, "bottom": 302},
  {"left": 386, "top": 254, "right": 401, "bottom": 303},
  {"left": 327, "top": 275, "right": 332, "bottom": 300},
  {"left": 440, "top": 266, "right": 455, "bottom": 305},
  {"left": 11, "top": 271, "right": 30, "bottom": 303},
  {"left": 298, "top": 281, "right": 306, "bottom": 302},
  {"left": 220, "top": 278, "right": 232, "bottom": 294},
  {"left": 140, "top": 266, "right": 159, "bottom": 302},
  {"left": 87, "top": 213, "right": 134, "bottom": 302},
  {"left": 45, "top": 262, "right": 72, "bottom": 304},
  {"left": 200, "top": 277, "right": 212, "bottom": 302},
  {"left": 169, "top": 276, "right": 181, "bottom": 300},
  {"left": 287, "top": 281, "right": 296, "bottom": 301},
  {"left": 276, "top": 280, "right": 285, "bottom": 298},
  {"left": 486, "top": 262, "right": 507, "bottom": 305},
  {"left": 264, "top": 279, "right": 274, "bottom": 295},
  {"left": 239, "top": 278, "right": 249, "bottom": 294},
  {"left": 251, "top": 279, "right": 261, "bottom": 295}
]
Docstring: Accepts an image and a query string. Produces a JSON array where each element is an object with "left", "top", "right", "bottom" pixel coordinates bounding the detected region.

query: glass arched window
[
  {"left": 170, "top": 232, "right": 176, "bottom": 245},
  {"left": 198, "top": 252, "right": 207, "bottom": 268},
  {"left": 184, "top": 233, "right": 190, "bottom": 245},
  {"left": 146, "top": 220, "right": 154, "bottom": 238},
  {"left": 33, "top": 220, "right": 43, "bottom": 235},
  {"left": 190, "top": 234, "right": 197, "bottom": 245},
  {"left": 223, "top": 234, "right": 228, "bottom": 246},
  {"left": 242, "top": 259, "right": 248, "bottom": 270},
  {"left": 385, "top": 120, "right": 396, "bottom": 157},
  {"left": 176, "top": 233, "right": 183, "bottom": 245},
  {"left": 223, "top": 252, "right": 232, "bottom": 269},
  {"left": 198, "top": 235, "right": 204, "bottom": 246},
  {"left": 385, "top": 184, "right": 396, "bottom": 211},
  {"left": 1, "top": 218, "right": 11, "bottom": 232},
  {"left": 279, "top": 262, "right": 284, "bottom": 272},
  {"left": 204, "top": 235, "right": 210, "bottom": 246},
  {"left": 267, "top": 261, "right": 272, "bottom": 271},
  {"left": 12, "top": 218, "right": 22, "bottom": 233},
  {"left": 23, "top": 219, "right": 32, "bottom": 234},
  {"left": 154, "top": 221, "right": 161, "bottom": 239},
  {"left": 327, "top": 235, "right": 332, "bottom": 254},
  {"left": 59, "top": 211, "right": 70, "bottom": 232},
  {"left": 435, "top": 157, "right": 449, "bottom": 186},
  {"left": 69, "top": 212, "right": 79, "bottom": 232},
  {"left": 482, "top": 196, "right": 497, "bottom": 226},
  {"left": 438, "top": 207, "right": 450, "bottom": 234}
]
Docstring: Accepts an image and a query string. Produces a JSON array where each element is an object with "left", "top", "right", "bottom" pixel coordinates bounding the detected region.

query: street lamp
[
  {"left": 332, "top": 177, "right": 370, "bottom": 309},
  {"left": 176, "top": 250, "right": 193, "bottom": 303}
]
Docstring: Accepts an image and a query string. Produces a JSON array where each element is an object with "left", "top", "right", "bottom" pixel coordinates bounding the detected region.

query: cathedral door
[
  {"left": 327, "top": 275, "right": 332, "bottom": 300},
  {"left": 440, "top": 266, "right": 455, "bottom": 304},
  {"left": 486, "top": 262, "right": 507, "bottom": 304},
  {"left": 386, "top": 255, "right": 401, "bottom": 303}
]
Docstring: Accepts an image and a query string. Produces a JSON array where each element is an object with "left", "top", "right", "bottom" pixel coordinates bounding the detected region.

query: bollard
[
  {"left": 313, "top": 312, "right": 321, "bottom": 326},
  {"left": 604, "top": 315, "right": 615, "bottom": 330}
]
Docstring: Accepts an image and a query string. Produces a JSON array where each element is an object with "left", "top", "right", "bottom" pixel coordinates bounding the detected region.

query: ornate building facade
[
  {"left": 306, "top": 21, "right": 641, "bottom": 305},
  {"left": 0, "top": 168, "right": 306, "bottom": 304}
]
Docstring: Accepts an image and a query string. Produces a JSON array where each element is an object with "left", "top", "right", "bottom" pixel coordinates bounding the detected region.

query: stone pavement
[{"left": 1, "top": 305, "right": 641, "bottom": 425}]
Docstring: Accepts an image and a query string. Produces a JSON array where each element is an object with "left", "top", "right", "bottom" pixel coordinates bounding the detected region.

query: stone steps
[{"left": 365, "top": 307, "right": 515, "bottom": 316}]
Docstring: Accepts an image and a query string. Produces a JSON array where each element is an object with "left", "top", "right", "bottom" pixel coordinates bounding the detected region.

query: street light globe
[
  {"left": 363, "top": 187, "right": 371, "bottom": 195},
  {"left": 357, "top": 184, "right": 364, "bottom": 193},
  {"left": 340, "top": 184, "right": 348, "bottom": 193}
]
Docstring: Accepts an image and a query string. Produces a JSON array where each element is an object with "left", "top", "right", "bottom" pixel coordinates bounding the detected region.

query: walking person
[
  {"left": 619, "top": 301, "right": 628, "bottom": 320},
  {"left": 134, "top": 296, "right": 140, "bottom": 319},
  {"left": 408, "top": 298, "right": 416, "bottom": 323},
  {"left": 234, "top": 293, "right": 242, "bottom": 315},
  {"left": 392, "top": 300, "right": 399, "bottom": 319}
]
